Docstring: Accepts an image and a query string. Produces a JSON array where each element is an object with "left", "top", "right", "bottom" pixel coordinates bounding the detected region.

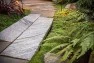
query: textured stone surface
[
  {"left": 0, "top": 14, "right": 40, "bottom": 42},
  {"left": 0, "top": 56, "right": 28, "bottom": 63},
  {"left": 1, "top": 34, "right": 44, "bottom": 60},
  {"left": 0, "top": 20, "right": 30, "bottom": 42},
  {"left": 23, "top": 0, "right": 55, "bottom": 17},
  {"left": 23, "top": 14, "right": 40, "bottom": 22},
  {"left": 17, "top": 17, "right": 53, "bottom": 39},
  {"left": 17, "top": 27, "right": 48, "bottom": 39},
  {"left": 1, "top": 17, "right": 53, "bottom": 60},
  {"left": 0, "top": 41, "right": 10, "bottom": 53}
]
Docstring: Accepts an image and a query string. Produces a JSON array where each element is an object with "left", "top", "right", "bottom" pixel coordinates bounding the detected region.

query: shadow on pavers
[{"left": 0, "top": 56, "right": 28, "bottom": 63}]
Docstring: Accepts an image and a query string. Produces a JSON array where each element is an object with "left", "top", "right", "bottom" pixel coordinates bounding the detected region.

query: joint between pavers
[
  {"left": 17, "top": 33, "right": 45, "bottom": 40},
  {"left": 0, "top": 42, "right": 12, "bottom": 54},
  {"left": 28, "top": 21, "right": 53, "bottom": 60},
  {"left": 0, "top": 15, "right": 40, "bottom": 55},
  {"left": 10, "top": 14, "right": 40, "bottom": 42}
]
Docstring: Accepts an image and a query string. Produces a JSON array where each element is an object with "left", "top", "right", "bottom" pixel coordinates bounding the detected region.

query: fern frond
[
  {"left": 77, "top": 32, "right": 94, "bottom": 58},
  {"left": 68, "top": 49, "right": 81, "bottom": 63},
  {"left": 60, "top": 49, "right": 73, "bottom": 62},
  {"left": 43, "top": 36, "right": 70, "bottom": 43},
  {"left": 49, "top": 43, "right": 69, "bottom": 53},
  {"left": 71, "top": 39, "right": 80, "bottom": 47},
  {"left": 56, "top": 44, "right": 72, "bottom": 55}
]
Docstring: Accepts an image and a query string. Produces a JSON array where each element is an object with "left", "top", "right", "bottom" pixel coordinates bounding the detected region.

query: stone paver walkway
[
  {"left": 23, "top": 0, "right": 55, "bottom": 17},
  {"left": 1, "top": 16, "right": 53, "bottom": 60},
  {"left": 0, "top": 14, "right": 53, "bottom": 63},
  {"left": 0, "top": 0, "right": 55, "bottom": 63}
]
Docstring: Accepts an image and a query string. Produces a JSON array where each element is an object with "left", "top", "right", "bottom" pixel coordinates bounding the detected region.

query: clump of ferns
[{"left": 44, "top": 23, "right": 94, "bottom": 63}]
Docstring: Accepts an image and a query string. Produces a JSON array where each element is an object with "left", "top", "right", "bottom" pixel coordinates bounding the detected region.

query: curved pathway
[
  {"left": 0, "top": 0, "right": 55, "bottom": 63},
  {"left": 23, "top": 0, "right": 55, "bottom": 17}
]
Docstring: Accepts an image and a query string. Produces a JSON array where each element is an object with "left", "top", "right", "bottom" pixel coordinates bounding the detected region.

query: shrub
[
  {"left": 0, "top": 0, "right": 24, "bottom": 15},
  {"left": 46, "top": 9, "right": 94, "bottom": 63}
]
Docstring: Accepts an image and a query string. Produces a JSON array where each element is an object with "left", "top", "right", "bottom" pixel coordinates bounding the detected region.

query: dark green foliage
[
  {"left": 67, "top": 0, "right": 78, "bottom": 3},
  {"left": 48, "top": 25, "right": 94, "bottom": 63},
  {"left": 77, "top": 0, "right": 94, "bottom": 10},
  {"left": 52, "top": 0, "right": 78, "bottom": 4},
  {"left": 76, "top": 0, "right": 94, "bottom": 21}
]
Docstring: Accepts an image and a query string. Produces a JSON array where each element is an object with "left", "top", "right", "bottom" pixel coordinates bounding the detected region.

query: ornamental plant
[
  {"left": 46, "top": 23, "right": 94, "bottom": 63},
  {"left": 54, "top": 0, "right": 94, "bottom": 21},
  {"left": 45, "top": 9, "right": 94, "bottom": 63}
]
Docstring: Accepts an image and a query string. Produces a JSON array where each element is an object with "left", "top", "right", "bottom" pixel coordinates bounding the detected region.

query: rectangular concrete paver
[
  {"left": 0, "top": 14, "right": 40, "bottom": 42},
  {"left": 23, "top": 14, "right": 40, "bottom": 22},
  {"left": 1, "top": 17, "right": 53, "bottom": 60},
  {"left": 17, "top": 17, "right": 53, "bottom": 39},
  {"left": 0, "top": 56, "right": 28, "bottom": 63},
  {"left": 1, "top": 34, "right": 45, "bottom": 60}
]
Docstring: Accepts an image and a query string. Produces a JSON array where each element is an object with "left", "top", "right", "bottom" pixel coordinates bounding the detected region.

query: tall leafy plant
[{"left": 46, "top": 23, "right": 94, "bottom": 63}]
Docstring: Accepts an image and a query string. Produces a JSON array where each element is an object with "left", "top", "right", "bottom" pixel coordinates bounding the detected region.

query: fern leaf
[
  {"left": 77, "top": 32, "right": 94, "bottom": 58},
  {"left": 60, "top": 49, "right": 73, "bottom": 62},
  {"left": 71, "top": 39, "right": 80, "bottom": 47},
  {"left": 49, "top": 43, "right": 69, "bottom": 53},
  {"left": 43, "top": 36, "right": 70, "bottom": 43},
  {"left": 56, "top": 44, "right": 72, "bottom": 55},
  {"left": 68, "top": 49, "right": 81, "bottom": 63}
]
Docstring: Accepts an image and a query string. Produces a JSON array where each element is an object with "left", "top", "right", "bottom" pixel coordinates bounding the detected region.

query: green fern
[
  {"left": 60, "top": 49, "right": 73, "bottom": 62},
  {"left": 68, "top": 49, "right": 81, "bottom": 63},
  {"left": 44, "top": 36, "right": 70, "bottom": 43},
  {"left": 48, "top": 25, "right": 94, "bottom": 63},
  {"left": 49, "top": 43, "right": 69, "bottom": 53},
  {"left": 71, "top": 39, "right": 80, "bottom": 47},
  {"left": 56, "top": 44, "right": 73, "bottom": 55},
  {"left": 77, "top": 32, "right": 94, "bottom": 58}
]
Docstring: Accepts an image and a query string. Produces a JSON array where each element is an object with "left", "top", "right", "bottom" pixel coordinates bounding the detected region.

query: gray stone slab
[
  {"left": 1, "top": 34, "right": 44, "bottom": 60},
  {"left": 23, "top": 14, "right": 40, "bottom": 23},
  {"left": 0, "top": 20, "right": 30, "bottom": 42},
  {"left": 0, "top": 41, "right": 11, "bottom": 53},
  {"left": 0, "top": 56, "right": 28, "bottom": 63},
  {"left": 17, "top": 17, "right": 53, "bottom": 39},
  {"left": 0, "top": 14, "right": 40, "bottom": 42},
  {"left": 29, "top": 17, "right": 53, "bottom": 28},
  {"left": 1, "top": 17, "right": 53, "bottom": 60},
  {"left": 17, "top": 27, "right": 48, "bottom": 39}
]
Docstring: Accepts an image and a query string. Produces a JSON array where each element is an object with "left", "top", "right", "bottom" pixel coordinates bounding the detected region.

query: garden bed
[{"left": 29, "top": 4, "right": 94, "bottom": 63}]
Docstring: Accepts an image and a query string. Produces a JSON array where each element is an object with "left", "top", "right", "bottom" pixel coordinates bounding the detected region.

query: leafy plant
[
  {"left": 45, "top": 9, "right": 94, "bottom": 62},
  {"left": 56, "top": 9, "right": 85, "bottom": 22},
  {"left": 54, "top": 0, "right": 94, "bottom": 21},
  {"left": 47, "top": 24, "right": 94, "bottom": 63}
]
